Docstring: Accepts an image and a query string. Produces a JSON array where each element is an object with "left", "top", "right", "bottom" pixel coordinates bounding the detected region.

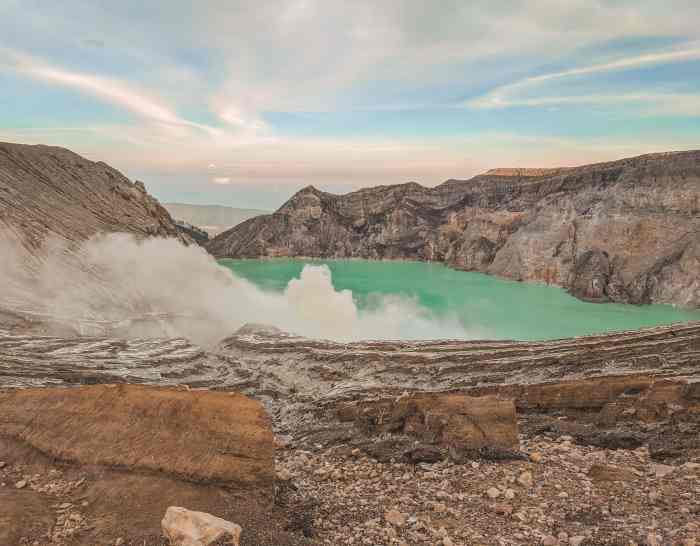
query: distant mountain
[
  {"left": 207, "top": 150, "right": 700, "bottom": 307},
  {"left": 0, "top": 141, "right": 187, "bottom": 248},
  {"left": 163, "top": 203, "right": 270, "bottom": 237},
  {"left": 483, "top": 167, "right": 570, "bottom": 177}
]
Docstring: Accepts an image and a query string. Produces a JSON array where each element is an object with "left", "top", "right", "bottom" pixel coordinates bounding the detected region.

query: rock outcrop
[
  {"left": 0, "top": 141, "right": 188, "bottom": 249},
  {"left": 208, "top": 150, "right": 700, "bottom": 307},
  {"left": 2, "top": 320, "right": 699, "bottom": 458},
  {"left": 0, "top": 384, "right": 274, "bottom": 488},
  {"left": 337, "top": 393, "right": 520, "bottom": 461}
]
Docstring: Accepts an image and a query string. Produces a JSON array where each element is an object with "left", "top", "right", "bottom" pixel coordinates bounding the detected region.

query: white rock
[
  {"left": 646, "top": 532, "right": 662, "bottom": 546},
  {"left": 486, "top": 487, "right": 501, "bottom": 499},
  {"left": 652, "top": 464, "right": 676, "bottom": 478},
  {"left": 15, "top": 479, "right": 27, "bottom": 489},
  {"left": 161, "top": 506, "right": 241, "bottom": 546},
  {"left": 276, "top": 468, "right": 293, "bottom": 481},
  {"left": 384, "top": 509, "right": 406, "bottom": 527},
  {"left": 517, "top": 471, "right": 534, "bottom": 488}
]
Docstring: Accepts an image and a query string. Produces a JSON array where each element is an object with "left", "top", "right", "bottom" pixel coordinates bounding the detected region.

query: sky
[{"left": 1, "top": 1, "right": 699, "bottom": 210}]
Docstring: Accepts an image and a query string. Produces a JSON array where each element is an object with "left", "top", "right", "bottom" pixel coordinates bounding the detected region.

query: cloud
[
  {"left": 1, "top": 48, "right": 194, "bottom": 128},
  {"left": 0, "top": 47, "right": 266, "bottom": 136},
  {"left": 468, "top": 44, "right": 700, "bottom": 110},
  {"left": 2, "top": 1, "right": 700, "bottom": 199},
  {"left": 212, "top": 176, "right": 232, "bottom": 185}
]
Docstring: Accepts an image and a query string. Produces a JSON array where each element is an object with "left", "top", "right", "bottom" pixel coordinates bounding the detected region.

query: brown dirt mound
[
  {"left": 0, "top": 436, "right": 313, "bottom": 546},
  {"left": 0, "top": 384, "right": 273, "bottom": 488}
]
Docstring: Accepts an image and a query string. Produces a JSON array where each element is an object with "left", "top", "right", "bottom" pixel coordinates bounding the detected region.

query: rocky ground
[
  {"left": 4, "top": 423, "right": 698, "bottom": 546},
  {"left": 1, "top": 323, "right": 699, "bottom": 545},
  {"left": 276, "top": 425, "right": 700, "bottom": 546}
]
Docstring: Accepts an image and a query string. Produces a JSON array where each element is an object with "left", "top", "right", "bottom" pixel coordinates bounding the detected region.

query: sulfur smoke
[{"left": 0, "top": 232, "right": 471, "bottom": 345}]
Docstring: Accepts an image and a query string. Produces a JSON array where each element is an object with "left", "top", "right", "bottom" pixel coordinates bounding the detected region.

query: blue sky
[{"left": 1, "top": 1, "right": 699, "bottom": 209}]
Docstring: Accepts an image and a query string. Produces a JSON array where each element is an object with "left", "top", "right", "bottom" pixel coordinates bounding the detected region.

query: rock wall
[
  {"left": 208, "top": 151, "right": 700, "bottom": 307},
  {"left": 0, "top": 141, "right": 188, "bottom": 249}
]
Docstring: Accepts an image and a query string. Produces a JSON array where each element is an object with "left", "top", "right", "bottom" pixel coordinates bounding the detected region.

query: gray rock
[{"left": 208, "top": 150, "right": 700, "bottom": 307}]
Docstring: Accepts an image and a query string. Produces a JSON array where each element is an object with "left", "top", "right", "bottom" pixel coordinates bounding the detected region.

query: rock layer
[
  {"left": 2, "top": 321, "right": 699, "bottom": 455},
  {"left": 338, "top": 393, "right": 520, "bottom": 460},
  {"left": 0, "top": 141, "right": 187, "bottom": 249},
  {"left": 0, "top": 384, "right": 274, "bottom": 488},
  {"left": 208, "top": 150, "right": 700, "bottom": 307}
]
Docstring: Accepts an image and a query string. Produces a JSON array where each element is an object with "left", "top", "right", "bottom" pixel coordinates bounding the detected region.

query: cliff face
[
  {"left": 208, "top": 151, "right": 700, "bottom": 307},
  {"left": 0, "top": 142, "right": 187, "bottom": 248}
]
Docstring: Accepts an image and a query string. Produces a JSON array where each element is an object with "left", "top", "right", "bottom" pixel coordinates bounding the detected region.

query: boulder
[
  {"left": 338, "top": 393, "right": 519, "bottom": 460},
  {"left": 162, "top": 506, "right": 241, "bottom": 546}
]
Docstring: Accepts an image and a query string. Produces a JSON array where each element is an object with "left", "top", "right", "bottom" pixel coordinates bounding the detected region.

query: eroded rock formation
[
  {"left": 2, "top": 321, "right": 699, "bottom": 458},
  {"left": 208, "top": 150, "right": 700, "bottom": 307},
  {"left": 0, "top": 141, "right": 188, "bottom": 248},
  {"left": 1, "top": 322, "right": 699, "bottom": 543},
  {"left": 0, "top": 384, "right": 274, "bottom": 488}
]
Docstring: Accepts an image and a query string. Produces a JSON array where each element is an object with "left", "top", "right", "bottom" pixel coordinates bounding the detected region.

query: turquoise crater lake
[{"left": 219, "top": 258, "right": 700, "bottom": 341}]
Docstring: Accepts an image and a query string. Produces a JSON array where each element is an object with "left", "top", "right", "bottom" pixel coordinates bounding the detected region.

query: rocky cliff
[
  {"left": 0, "top": 141, "right": 187, "bottom": 248},
  {"left": 208, "top": 151, "right": 700, "bottom": 307}
]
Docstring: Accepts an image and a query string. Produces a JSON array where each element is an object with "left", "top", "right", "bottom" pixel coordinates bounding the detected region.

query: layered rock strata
[
  {"left": 208, "top": 151, "right": 700, "bottom": 307},
  {"left": 0, "top": 141, "right": 188, "bottom": 248},
  {"left": 0, "top": 384, "right": 274, "bottom": 488},
  {"left": 2, "top": 321, "right": 698, "bottom": 459}
]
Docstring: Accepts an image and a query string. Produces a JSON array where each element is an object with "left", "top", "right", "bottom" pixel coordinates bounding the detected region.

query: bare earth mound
[
  {"left": 0, "top": 385, "right": 313, "bottom": 546},
  {"left": 0, "top": 384, "right": 274, "bottom": 488}
]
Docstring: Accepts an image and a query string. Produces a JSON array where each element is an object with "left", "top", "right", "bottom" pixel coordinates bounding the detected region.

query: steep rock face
[
  {"left": 208, "top": 151, "right": 700, "bottom": 306},
  {"left": 0, "top": 142, "right": 187, "bottom": 248}
]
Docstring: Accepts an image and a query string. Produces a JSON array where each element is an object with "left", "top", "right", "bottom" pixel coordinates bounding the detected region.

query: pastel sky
[{"left": 1, "top": 1, "right": 699, "bottom": 209}]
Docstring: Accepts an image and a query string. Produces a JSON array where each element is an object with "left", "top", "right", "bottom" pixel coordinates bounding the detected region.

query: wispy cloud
[
  {"left": 2, "top": 48, "right": 185, "bottom": 126},
  {"left": 468, "top": 44, "right": 700, "bottom": 110},
  {"left": 0, "top": 48, "right": 266, "bottom": 135}
]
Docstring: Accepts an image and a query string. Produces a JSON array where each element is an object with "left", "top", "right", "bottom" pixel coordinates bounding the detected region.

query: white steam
[{"left": 0, "top": 232, "right": 472, "bottom": 345}]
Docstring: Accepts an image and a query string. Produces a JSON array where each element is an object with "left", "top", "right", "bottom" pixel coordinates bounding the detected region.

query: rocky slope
[
  {"left": 0, "top": 385, "right": 311, "bottom": 546},
  {"left": 1, "top": 322, "right": 699, "bottom": 544},
  {"left": 208, "top": 151, "right": 700, "bottom": 307},
  {"left": 0, "top": 142, "right": 187, "bottom": 249}
]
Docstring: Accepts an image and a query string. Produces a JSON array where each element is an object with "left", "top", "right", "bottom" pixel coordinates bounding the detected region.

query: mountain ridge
[
  {"left": 207, "top": 149, "right": 700, "bottom": 307},
  {"left": 0, "top": 141, "right": 187, "bottom": 248}
]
